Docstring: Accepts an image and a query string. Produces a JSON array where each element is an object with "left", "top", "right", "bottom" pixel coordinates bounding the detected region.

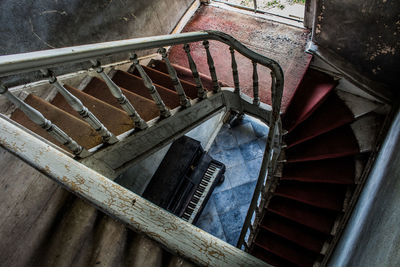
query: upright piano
[{"left": 142, "top": 136, "right": 225, "bottom": 224}]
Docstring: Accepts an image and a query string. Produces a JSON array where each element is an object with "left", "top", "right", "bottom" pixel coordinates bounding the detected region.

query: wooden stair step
[
  {"left": 111, "top": 70, "right": 180, "bottom": 109},
  {"left": 83, "top": 77, "right": 160, "bottom": 122},
  {"left": 254, "top": 228, "right": 318, "bottom": 267},
  {"left": 285, "top": 93, "right": 355, "bottom": 148},
  {"left": 132, "top": 64, "right": 199, "bottom": 99},
  {"left": 267, "top": 196, "right": 337, "bottom": 234},
  {"left": 282, "top": 157, "right": 356, "bottom": 184},
  {"left": 149, "top": 59, "right": 229, "bottom": 90},
  {"left": 260, "top": 212, "right": 328, "bottom": 254},
  {"left": 51, "top": 84, "right": 134, "bottom": 136},
  {"left": 251, "top": 245, "right": 298, "bottom": 267},
  {"left": 286, "top": 125, "right": 360, "bottom": 163},
  {"left": 283, "top": 69, "right": 337, "bottom": 132},
  {"left": 275, "top": 181, "right": 347, "bottom": 211},
  {"left": 10, "top": 94, "right": 102, "bottom": 149}
]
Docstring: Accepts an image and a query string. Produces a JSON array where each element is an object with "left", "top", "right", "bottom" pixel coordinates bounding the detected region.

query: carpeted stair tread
[
  {"left": 260, "top": 212, "right": 327, "bottom": 254},
  {"left": 10, "top": 94, "right": 102, "bottom": 149},
  {"left": 286, "top": 125, "right": 360, "bottom": 162},
  {"left": 149, "top": 59, "right": 229, "bottom": 90},
  {"left": 132, "top": 64, "right": 199, "bottom": 99},
  {"left": 254, "top": 229, "right": 318, "bottom": 267},
  {"left": 111, "top": 70, "right": 180, "bottom": 109},
  {"left": 50, "top": 84, "right": 134, "bottom": 136},
  {"left": 275, "top": 181, "right": 347, "bottom": 211},
  {"left": 283, "top": 69, "right": 337, "bottom": 132},
  {"left": 285, "top": 93, "right": 355, "bottom": 148},
  {"left": 267, "top": 196, "right": 337, "bottom": 234},
  {"left": 282, "top": 157, "right": 355, "bottom": 184},
  {"left": 252, "top": 245, "right": 298, "bottom": 267},
  {"left": 83, "top": 77, "right": 160, "bottom": 122}
]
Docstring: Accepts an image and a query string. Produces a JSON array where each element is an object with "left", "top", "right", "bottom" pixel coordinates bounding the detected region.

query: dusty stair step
[
  {"left": 251, "top": 245, "right": 298, "bottom": 267},
  {"left": 149, "top": 59, "right": 229, "bottom": 90},
  {"left": 10, "top": 94, "right": 102, "bottom": 150},
  {"left": 131, "top": 64, "right": 199, "bottom": 99},
  {"left": 31, "top": 198, "right": 99, "bottom": 267},
  {"left": 254, "top": 228, "right": 318, "bottom": 267},
  {"left": 50, "top": 84, "right": 134, "bottom": 136},
  {"left": 111, "top": 70, "right": 181, "bottom": 109},
  {"left": 267, "top": 196, "right": 337, "bottom": 234},
  {"left": 281, "top": 157, "right": 356, "bottom": 184},
  {"left": 73, "top": 213, "right": 128, "bottom": 267},
  {"left": 350, "top": 113, "right": 384, "bottom": 153},
  {"left": 285, "top": 93, "right": 355, "bottom": 148},
  {"left": 274, "top": 180, "right": 347, "bottom": 211},
  {"left": 260, "top": 212, "right": 328, "bottom": 254},
  {"left": 336, "top": 89, "right": 382, "bottom": 118},
  {"left": 286, "top": 125, "right": 360, "bottom": 163},
  {"left": 83, "top": 77, "right": 160, "bottom": 122},
  {"left": 283, "top": 69, "right": 337, "bottom": 132}
]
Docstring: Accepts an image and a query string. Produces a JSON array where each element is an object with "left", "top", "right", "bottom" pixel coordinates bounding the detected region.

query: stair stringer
[{"left": 80, "top": 88, "right": 273, "bottom": 177}]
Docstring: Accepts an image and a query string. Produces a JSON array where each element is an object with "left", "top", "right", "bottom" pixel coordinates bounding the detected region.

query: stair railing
[
  {"left": 237, "top": 70, "right": 284, "bottom": 249},
  {"left": 0, "top": 30, "right": 283, "bottom": 266}
]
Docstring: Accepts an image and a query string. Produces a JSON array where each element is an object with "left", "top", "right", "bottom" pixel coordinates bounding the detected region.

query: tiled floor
[{"left": 195, "top": 115, "right": 269, "bottom": 246}]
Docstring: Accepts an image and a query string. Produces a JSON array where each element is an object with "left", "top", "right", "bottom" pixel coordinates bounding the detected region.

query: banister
[{"left": 0, "top": 31, "right": 284, "bottom": 98}]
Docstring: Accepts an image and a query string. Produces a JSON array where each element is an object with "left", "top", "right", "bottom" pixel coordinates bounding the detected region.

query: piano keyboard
[{"left": 181, "top": 162, "right": 222, "bottom": 223}]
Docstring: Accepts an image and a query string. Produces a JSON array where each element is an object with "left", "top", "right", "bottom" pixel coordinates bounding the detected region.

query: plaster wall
[
  {"left": 0, "top": 0, "right": 194, "bottom": 86},
  {"left": 312, "top": 0, "right": 400, "bottom": 93},
  {"left": 328, "top": 108, "right": 400, "bottom": 266}
]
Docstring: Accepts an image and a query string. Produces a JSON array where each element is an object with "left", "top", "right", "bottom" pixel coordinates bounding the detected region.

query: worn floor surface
[
  {"left": 169, "top": 4, "right": 312, "bottom": 112},
  {"left": 195, "top": 115, "right": 268, "bottom": 246}
]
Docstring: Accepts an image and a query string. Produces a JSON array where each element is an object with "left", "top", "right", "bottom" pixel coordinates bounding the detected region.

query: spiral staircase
[{"left": 247, "top": 68, "right": 384, "bottom": 266}]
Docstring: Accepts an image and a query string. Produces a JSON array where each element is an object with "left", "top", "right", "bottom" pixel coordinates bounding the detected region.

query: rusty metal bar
[{"left": 0, "top": 117, "right": 269, "bottom": 267}]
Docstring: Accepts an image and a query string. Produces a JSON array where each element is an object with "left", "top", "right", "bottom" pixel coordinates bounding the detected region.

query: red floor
[{"left": 169, "top": 5, "right": 312, "bottom": 112}]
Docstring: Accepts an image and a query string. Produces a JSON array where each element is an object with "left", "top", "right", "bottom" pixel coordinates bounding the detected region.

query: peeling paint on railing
[{"left": 0, "top": 117, "right": 269, "bottom": 267}]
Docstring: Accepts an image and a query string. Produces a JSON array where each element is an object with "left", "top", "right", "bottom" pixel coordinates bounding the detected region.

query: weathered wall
[
  {"left": 328, "top": 108, "right": 400, "bottom": 266},
  {"left": 0, "top": 0, "right": 194, "bottom": 55},
  {"left": 313, "top": 0, "right": 400, "bottom": 93},
  {"left": 0, "top": 0, "right": 194, "bottom": 86}
]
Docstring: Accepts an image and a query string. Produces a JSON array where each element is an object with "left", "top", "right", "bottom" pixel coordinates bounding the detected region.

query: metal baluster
[
  {"left": 202, "top": 40, "right": 221, "bottom": 93},
  {"left": 0, "top": 84, "right": 89, "bottom": 158},
  {"left": 90, "top": 60, "right": 148, "bottom": 130},
  {"left": 229, "top": 47, "right": 240, "bottom": 94},
  {"left": 183, "top": 44, "right": 207, "bottom": 100},
  {"left": 252, "top": 61, "right": 260, "bottom": 106},
  {"left": 130, "top": 54, "right": 171, "bottom": 118},
  {"left": 157, "top": 48, "right": 191, "bottom": 108},
  {"left": 253, "top": 0, "right": 258, "bottom": 12},
  {"left": 41, "top": 70, "right": 119, "bottom": 145}
]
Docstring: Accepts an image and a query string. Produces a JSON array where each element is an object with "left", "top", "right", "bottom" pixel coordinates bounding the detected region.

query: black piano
[{"left": 143, "top": 136, "right": 225, "bottom": 224}]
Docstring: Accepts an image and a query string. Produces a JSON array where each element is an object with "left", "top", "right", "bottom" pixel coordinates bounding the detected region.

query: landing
[{"left": 169, "top": 4, "right": 312, "bottom": 111}]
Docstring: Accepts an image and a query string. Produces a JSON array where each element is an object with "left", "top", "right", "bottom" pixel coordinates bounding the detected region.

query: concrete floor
[
  {"left": 169, "top": 4, "right": 312, "bottom": 112},
  {"left": 195, "top": 115, "right": 268, "bottom": 246}
]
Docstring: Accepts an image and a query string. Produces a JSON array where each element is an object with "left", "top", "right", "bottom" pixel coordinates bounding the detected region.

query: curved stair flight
[{"left": 248, "top": 68, "right": 384, "bottom": 266}]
